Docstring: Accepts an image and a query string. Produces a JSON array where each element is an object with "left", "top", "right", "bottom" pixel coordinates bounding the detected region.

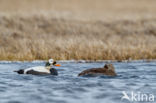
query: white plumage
[
  {"left": 49, "top": 59, "right": 54, "bottom": 64},
  {"left": 24, "top": 66, "right": 50, "bottom": 74}
]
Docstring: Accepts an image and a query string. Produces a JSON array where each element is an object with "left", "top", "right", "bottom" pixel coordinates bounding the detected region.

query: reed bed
[
  {"left": 0, "top": 15, "right": 156, "bottom": 61},
  {"left": 0, "top": 0, "right": 156, "bottom": 60}
]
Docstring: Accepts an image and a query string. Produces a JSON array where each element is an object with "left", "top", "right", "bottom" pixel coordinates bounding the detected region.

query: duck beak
[{"left": 54, "top": 64, "right": 61, "bottom": 66}]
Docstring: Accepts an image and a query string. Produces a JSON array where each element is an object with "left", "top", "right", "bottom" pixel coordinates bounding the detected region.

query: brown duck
[{"left": 78, "top": 63, "right": 117, "bottom": 76}]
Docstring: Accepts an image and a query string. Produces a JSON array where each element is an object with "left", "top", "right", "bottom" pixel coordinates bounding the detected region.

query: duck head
[
  {"left": 45, "top": 59, "right": 61, "bottom": 70},
  {"left": 104, "top": 64, "right": 116, "bottom": 76}
]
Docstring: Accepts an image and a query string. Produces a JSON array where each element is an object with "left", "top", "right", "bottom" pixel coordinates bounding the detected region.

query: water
[{"left": 0, "top": 61, "right": 156, "bottom": 103}]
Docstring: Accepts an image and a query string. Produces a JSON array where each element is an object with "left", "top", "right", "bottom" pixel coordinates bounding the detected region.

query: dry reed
[
  {"left": 0, "top": 0, "right": 156, "bottom": 60},
  {"left": 0, "top": 15, "right": 156, "bottom": 60}
]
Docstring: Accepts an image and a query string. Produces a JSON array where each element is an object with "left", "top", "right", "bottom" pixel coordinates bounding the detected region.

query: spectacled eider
[
  {"left": 78, "top": 63, "right": 117, "bottom": 76},
  {"left": 14, "top": 59, "right": 61, "bottom": 75}
]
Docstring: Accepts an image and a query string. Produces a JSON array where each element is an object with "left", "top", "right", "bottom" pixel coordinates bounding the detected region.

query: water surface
[{"left": 0, "top": 61, "right": 156, "bottom": 103}]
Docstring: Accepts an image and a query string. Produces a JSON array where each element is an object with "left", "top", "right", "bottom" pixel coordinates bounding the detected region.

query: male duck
[{"left": 14, "top": 59, "right": 61, "bottom": 75}]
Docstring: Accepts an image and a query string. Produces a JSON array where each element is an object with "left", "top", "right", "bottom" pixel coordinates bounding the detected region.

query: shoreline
[{"left": 0, "top": 59, "right": 156, "bottom": 63}]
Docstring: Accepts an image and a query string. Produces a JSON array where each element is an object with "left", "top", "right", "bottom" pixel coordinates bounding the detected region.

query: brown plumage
[{"left": 78, "top": 64, "right": 117, "bottom": 76}]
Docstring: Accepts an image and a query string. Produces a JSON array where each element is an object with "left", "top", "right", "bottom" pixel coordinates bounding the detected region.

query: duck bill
[{"left": 54, "top": 64, "right": 61, "bottom": 66}]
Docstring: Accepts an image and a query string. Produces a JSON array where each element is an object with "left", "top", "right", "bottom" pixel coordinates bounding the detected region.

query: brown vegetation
[{"left": 0, "top": 0, "right": 156, "bottom": 60}]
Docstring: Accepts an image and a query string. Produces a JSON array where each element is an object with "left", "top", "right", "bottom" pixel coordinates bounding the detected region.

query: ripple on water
[{"left": 0, "top": 61, "right": 155, "bottom": 103}]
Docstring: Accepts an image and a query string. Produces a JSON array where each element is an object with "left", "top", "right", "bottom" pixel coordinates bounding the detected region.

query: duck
[
  {"left": 14, "top": 59, "right": 61, "bottom": 75},
  {"left": 78, "top": 63, "right": 117, "bottom": 76}
]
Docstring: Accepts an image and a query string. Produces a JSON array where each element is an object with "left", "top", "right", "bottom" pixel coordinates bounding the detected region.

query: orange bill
[{"left": 55, "top": 64, "right": 61, "bottom": 66}]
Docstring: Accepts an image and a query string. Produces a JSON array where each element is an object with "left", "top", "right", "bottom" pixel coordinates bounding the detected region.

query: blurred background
[
  {"left": 0, "top": 0, "right": 156, "bottom": 60},
  {"left": 0, "top": 0, "right": 156, "bottom": 20}
]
